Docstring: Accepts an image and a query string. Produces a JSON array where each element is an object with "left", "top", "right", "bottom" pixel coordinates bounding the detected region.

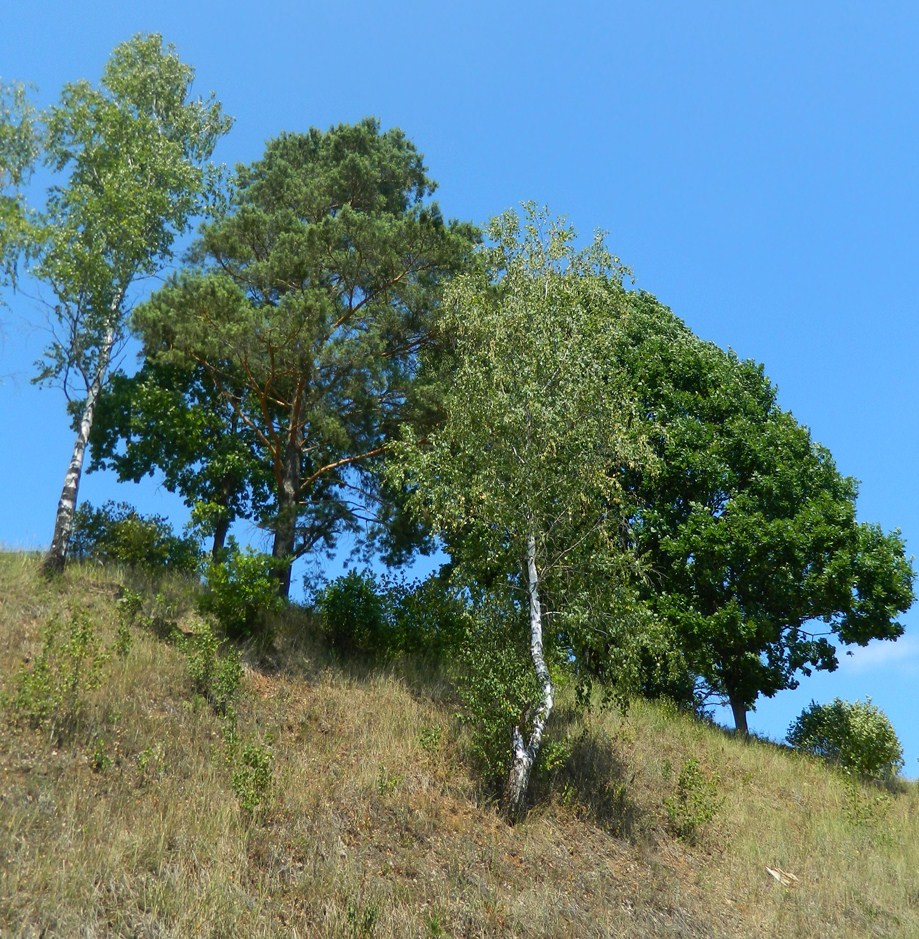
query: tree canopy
[
  {"left": 88, "top": 357, "right": 271, "bottom": 558},
  {"left": 610, "top": 294, "right": 915, "bottom": 733},
  {"left": 131, "top": 119, "right": 477, "bottom": 596},
  {"left": 18, "top": 33, "right": 231, "bottom": 573}
]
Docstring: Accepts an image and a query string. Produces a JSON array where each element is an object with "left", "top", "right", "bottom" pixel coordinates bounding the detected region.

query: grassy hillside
[{"left": 1, "top": 553, "right": 917, "bottom": 938}]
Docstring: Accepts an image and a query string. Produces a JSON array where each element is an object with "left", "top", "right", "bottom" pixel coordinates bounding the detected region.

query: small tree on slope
[
  {"left": 392, "top": 207, "right": 651, "bottom": 822},
  {"left": 22, "top": 34, "right": 231, "bottom": 574}
]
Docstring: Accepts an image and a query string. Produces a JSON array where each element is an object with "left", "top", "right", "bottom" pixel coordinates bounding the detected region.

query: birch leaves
[
  {"left": 393, "top": 207, "right": 651, "bottom": 820},
  {"left": 22, "top": 35, "right": 231, "bottom": 572}
]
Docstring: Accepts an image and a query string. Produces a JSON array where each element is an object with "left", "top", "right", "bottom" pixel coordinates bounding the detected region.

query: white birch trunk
[
  {"left": 43, "top": 324, "right": 117, "bottom": 575},
  {"left": 502, "top": 529, "right": 554, "bottom": 823}
]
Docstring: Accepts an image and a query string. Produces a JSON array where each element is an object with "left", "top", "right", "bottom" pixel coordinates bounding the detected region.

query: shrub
[
  {"left": 786, "top": 697, "right": 904, "bottom": 782},
  {"left": 454, "top": 598, "right": 539, "bottom": 790},
  {"left": 388, "top": 574, "right": 465, "bottom": 658},
  {"left": 315, "top": 569, "right": 464, "bottom": 658},
  {"left": 664, "top": 757, "right": 723, "bottom": 843},
  {"left": 231, "top": 742, "right": 273, "bottom": 814},
  {"left": 70, "top": 501, "right": 201, "bottom": 574},
  {"left": 15, "top": 609, "right": 108, "bottom": 743},
  {"left": 198, "top": 541, "right": 284, "bottom": 639},
  {"left": 315, "top": 570, "right": 394, "bottom": 655},
  {"left": 183, "top": 620, "right": 244, "bottom": 717}
]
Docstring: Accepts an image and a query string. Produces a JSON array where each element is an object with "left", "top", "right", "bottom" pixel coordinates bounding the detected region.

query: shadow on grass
[{"left": 532, "top": 706, "right": 644, "bottom": 839}]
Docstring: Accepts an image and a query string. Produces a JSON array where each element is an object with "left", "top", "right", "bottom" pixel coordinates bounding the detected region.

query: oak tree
[{"left": 616, "top": 294, "right": 915, "bottom": 734}]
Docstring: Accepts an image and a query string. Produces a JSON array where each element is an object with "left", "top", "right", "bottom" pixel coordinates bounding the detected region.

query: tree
[
  {"left": 24, "top": 34, "right": 231, "bottom": 574},
  {"left": 787, "top": 697, "right": 904, "bottom": 781},
  {"left": 87, "top": 357, "right": 271, "bottom": 559},
  {"left": 132, "top": 119, "right": 476, "bottom": 597},
  {"left": 615, "top": 294, "right": 915, "bottom": 734},
  {"left": 392, "top": 207, "right": 650, "bottom": 822},
  {"left": 0, "top": 82, "right": 38, "bottom": 290}
]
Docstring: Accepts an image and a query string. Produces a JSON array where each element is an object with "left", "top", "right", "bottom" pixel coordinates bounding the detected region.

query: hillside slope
[{"left": 1, "top": 554, "right": 916, "bottom": 938}]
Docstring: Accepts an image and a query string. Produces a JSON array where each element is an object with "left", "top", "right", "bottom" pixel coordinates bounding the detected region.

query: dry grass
[{"left": 1, "top": 552, "right": 917, "bottom": 937}]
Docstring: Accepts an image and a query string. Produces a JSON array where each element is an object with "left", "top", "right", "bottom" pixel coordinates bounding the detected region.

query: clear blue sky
[{"left": 3, "top": 1, "right": 919, "bottom": 770}]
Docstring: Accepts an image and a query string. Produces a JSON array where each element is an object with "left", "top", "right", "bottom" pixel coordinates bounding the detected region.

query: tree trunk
[
  {"left": 728, "top": 691, "right": 749, "bottom": 737},
  {"left": 211, "top": 512, "right": 230, "bottom": 560},
  {"left": 501, "top": 530, "right": 554, "bottom": 824},
  {"left": 209, "top": 474, "right": 237, "bottom": 560},
  {"left": 43, "top": 330, "right": 116, "bottom": 576},
  {"left": 271, "top": 434, "right": 300, "bottom": 600}
]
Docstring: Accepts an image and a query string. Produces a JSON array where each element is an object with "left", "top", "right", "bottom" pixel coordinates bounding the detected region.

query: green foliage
[
  {"left": 70, "top": 500, "right": 201, "bottom": 574},
  {"left": 787, "top": 697, "right": 904, "bottom": 782},
  {"left": 14, "top": 609, "right": 108, "bottom": 743},
  {"left": 231, "top": 742, "right": 273, "bottom": 814},
  {"left": 131, "top": 118, "right": 477, "bottom": 596},
  {"left": 419, "top": 724, "right": 443, "bottom": 754},
  {"left": 316, "top": 570, "right": 392, "bottom": 655},
  {"left": 137, "top": 742, "right": 167, "bottom": 784},
  {"left": 0, "top": 82, "right": 38, "bottom": 287},
  {"left": 664, "top": 758, "right": 723, "bottom": 844},
  {"left": 88, "top": 361, "right": 272, "bottom": 559},
  {"left": 31, "top": 33, "right": 231, "bottom": 395},
  {"left": 116, "top": 588, "right": 144, "bottom": 623},
  {"left": 376, "top": 764, "right": 403, "bottom": 796},
  {"left": 113, "top": 615, "right": 133, "bottom": 659},
  {"left": 315, "top": 569, "right": 464, "bottom": 658},
  {"left": 393, "top": 206, "right": 648, "bottom": 590},
  {"left": 454, "top": 599, "right": 540, "bottom": 789},
  {"left": 614, "top": 293, "right": 915, "bottom": 730},
  {"left": 387, "top": 574, "right": 466, "bottom": 658},
  {"left": 91, "top": 735, "right": 114, "bottom": 773},
  {"left": 392, "top": 206, "right": 651, "bottom": 815},
  {"left": 198, "top": 541, "right": 284, "bottom": 639},
  {"left": 346, "top": 898, "right": 380, "bottom": 939},
  {"left": 182, "top": 620, "right": 243, "bottom": 717}
]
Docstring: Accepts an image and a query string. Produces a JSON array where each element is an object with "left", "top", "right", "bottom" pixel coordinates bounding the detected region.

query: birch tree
[
  {"left": 28, "top": 34, "right": 231, "bottom": 573},
  {"left": 0, "top": 82, "right": 38, "bottom": 291},
  {"left": 393, "top": 207, "right": 651, "bottom": 822}
]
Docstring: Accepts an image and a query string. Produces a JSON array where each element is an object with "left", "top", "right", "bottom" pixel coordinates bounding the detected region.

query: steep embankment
[{"left": 1, "top": 553, "right": 916, "bottom": 938}]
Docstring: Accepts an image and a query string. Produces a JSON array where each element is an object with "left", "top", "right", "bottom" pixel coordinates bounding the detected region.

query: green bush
[
  {"left": 15, "top": 609, "right": 108, "bottom": 743},
  {"left": 388, "top": 574, "right": 465, "bottom": 658},
  {"left": 454, "top": 598, "right": 540, "bottom": 790},
  {"left": 315, "top": 570, "right": 394, "bottom": 655},
  {"left": 231, "top": 741, "right": 273, "bottom": 814},
  {"left": 787, "top": 697, "right": 904, "bottom": 782},
  {"left": 664, "top": 757, "right": 723, "bottom": 843},
  {"left": 198, "top": 541, "right": 284, "bottom": 639},
  {"left": 183, "top": 620, "right": 243, "bottom": 717},
  {"left": 315, "top": 569, "right": 464, "bottom": 658},
  {"left": 70, "top": 501, "right": 201, "bottom": 574}
]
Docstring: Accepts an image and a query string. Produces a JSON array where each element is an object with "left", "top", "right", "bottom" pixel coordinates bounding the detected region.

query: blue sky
[{"left": 2, "top": 2, "right": 919, "bottom": 771}]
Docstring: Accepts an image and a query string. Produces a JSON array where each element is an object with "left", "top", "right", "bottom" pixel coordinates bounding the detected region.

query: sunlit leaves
[{"left": 31, "top": 33, "right": 232, "bottom": 395}]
